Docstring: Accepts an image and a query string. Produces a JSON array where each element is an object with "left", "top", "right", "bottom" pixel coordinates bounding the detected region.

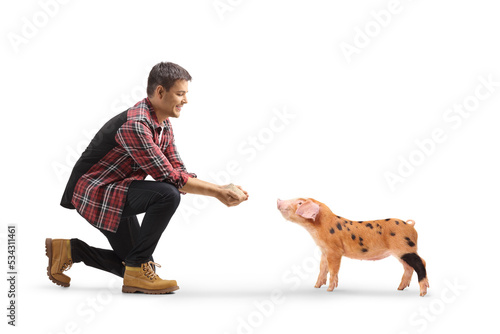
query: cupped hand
[{"left": 217, "top": 185, "right": 249, "bottom": 207}]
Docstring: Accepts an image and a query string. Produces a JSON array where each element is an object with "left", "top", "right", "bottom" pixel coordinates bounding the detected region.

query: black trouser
[{"left": 70, "top": 180, "right": 181, "bottom": 277}]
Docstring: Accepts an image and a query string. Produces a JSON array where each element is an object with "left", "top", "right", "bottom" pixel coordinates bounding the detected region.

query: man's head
[{"left": 147, "top": 62, "right": 191, "bottom": 120}]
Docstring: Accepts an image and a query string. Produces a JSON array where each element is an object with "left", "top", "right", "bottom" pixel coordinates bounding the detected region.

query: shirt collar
[{"left": 145, "top": 97, "right": 167, "bottom": 129}]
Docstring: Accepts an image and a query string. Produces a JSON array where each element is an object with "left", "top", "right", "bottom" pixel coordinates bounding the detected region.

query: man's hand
[
  {"left": 179, "top": 178, "right": 248, "bottom": 207},
  {"left": 217, "top": 184, "right": 249, "bottom": 207}
]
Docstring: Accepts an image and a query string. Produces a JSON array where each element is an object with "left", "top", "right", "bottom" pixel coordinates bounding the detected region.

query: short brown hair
[{"left": 147, "top": 62, "right": 192, "bottom": 97}]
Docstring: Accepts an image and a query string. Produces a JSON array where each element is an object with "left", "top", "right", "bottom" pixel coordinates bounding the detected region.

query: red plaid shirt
[{"left": 70, "top": 98, "right": 196, "bottom": 232}]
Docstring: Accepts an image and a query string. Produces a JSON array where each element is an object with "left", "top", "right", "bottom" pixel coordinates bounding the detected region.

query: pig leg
[
  {"left": 314, "top": 253, "right": 328, "bottom": 288},
  {"left": 397, "top": 258, "right": 414, "bottom": 290},
  {"left": 419, "top": 258, "right": 429, "bottom": 296},
  {"left": 400, "top": 253, "right": 429, "bottom": 297},
  {"left": 326, "top": 253, "right": 342, "bottom": 292}
]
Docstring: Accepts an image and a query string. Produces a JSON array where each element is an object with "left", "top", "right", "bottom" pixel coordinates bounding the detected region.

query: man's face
[{"left": 156, "top": 79, "right": 188, "bottom": 119}]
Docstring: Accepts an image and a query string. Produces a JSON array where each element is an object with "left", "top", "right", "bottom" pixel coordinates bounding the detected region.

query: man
[{"left": 49, "top": 62, "right": 248, "bottom": 294}]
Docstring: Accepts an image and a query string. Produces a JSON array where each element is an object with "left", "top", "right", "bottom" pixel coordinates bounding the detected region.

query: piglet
[{"left": 277, "top": 198, "right": 429, "bottom": 296}]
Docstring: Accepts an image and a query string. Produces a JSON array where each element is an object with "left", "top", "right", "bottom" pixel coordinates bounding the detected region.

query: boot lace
[
  {"left": 142, "top": 261, "right": 161, "bottom": 280},
  {"left": 61, "top": 260, "right": 73, "bottom": 272}
]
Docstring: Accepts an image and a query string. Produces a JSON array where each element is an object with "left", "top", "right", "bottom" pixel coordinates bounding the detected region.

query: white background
[{"left": 1, "top": 0, "right": 499, "bottom": 333}]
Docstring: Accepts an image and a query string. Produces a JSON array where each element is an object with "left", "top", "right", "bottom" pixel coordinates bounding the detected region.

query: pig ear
[{"left": 295, "top": 200, "right": 320, "bottom": 220}]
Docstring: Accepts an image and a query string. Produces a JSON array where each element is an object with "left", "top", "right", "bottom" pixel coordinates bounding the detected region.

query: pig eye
[{"left": 297, "top": 201, "right": 303, "bottom": 206}]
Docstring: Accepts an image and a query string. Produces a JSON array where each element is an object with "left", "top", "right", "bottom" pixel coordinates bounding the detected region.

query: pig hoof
[
  {"left": 327, "top": 281, "right": 338, "bottom": 291},
  {"left": 419, "top": 278, "right": 429, "bottom": 297},
  {"left": 315, "top": 278, "right": 327, "bottom": 288}
]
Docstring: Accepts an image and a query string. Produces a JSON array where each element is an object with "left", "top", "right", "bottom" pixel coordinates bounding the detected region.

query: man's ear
[
  {"left": 156, "top": 85, "right": 167, "bottom": 98},
  {"left": 295, "top": 200, "right": 320, "bottom": 221}
]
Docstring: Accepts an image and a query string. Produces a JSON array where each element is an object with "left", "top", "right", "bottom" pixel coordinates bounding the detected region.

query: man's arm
[
  {"left": 116, "top": 120, "right": 193, "bottom": 188},
  {"left": 180, "top": 178, "right": 248, "bottom": 207},
  {"left": 117, "top": 120, "right": 248, "bottom": 207},
  {"left": 164, "top": 130, "right": 189, "bottom": 172}
]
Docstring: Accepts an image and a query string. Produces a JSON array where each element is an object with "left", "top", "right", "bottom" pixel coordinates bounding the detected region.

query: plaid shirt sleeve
[
  {"left": 116, "top": 120, "right": 194, "bottom": 189},
  {"left": 164, "top": 128, "right": 196, "bottom": 174},
  {"left": 164, "top": 129, "right": 198, "bottom": 191}
]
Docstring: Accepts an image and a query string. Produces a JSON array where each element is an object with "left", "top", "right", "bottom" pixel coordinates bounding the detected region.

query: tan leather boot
[
  {"left": 45, "top": 238, "right": 73, "bottom": 287},
  {"left": 122, "top": 261, "right": 179, "bottom": 294}
]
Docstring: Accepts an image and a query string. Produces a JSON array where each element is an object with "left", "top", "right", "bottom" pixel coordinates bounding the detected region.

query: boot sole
[
  {"left": 45, "top": 238, "right": 70, "bottom": 288},
  {"left": 122, "top": 285, "right": 179, "bottom": 294}
]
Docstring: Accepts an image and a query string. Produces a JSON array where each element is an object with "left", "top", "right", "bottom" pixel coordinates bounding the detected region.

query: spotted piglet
[{"left": 277, "top": 198, "right": 429, "bottom": 296}]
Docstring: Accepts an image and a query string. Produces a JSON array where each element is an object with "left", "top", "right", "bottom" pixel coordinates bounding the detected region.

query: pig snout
[
  {"left": 277, "top": 199, "right": 291, "bottom": 211},
  {"left": 277, "top": 199, "right": 291, "bottom": 220}
]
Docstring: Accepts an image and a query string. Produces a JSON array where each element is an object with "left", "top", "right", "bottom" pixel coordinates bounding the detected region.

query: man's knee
[{"left": 156, "top": 182, "right": 181, "bottom": 209}]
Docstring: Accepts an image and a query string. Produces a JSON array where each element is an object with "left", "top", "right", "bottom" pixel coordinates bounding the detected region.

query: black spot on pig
[
  {"left": 351, "top": 234, "right": 356, "bottom": 240},
  {"left": 361, "top": 248, "right": 368, "bottom": 253},
  {"left": 405, "top": 237, "right": 415, "bottom": 247},
  {"left": 378, "top": 231, "right": 382, "bottom": 235},
  {"left": 390, "top": 232, "right": 396, "bottom": 236},
  {"left": 347, "top": 227, "right": 351, "bottom": 231},
  {"left": 395, "top": 221, "right": 399, "bottom": 225},
  {"left": 366, "top": 223, "right": 374, "bottom": 229},
  {"left": 330, "top": 228, "right": 335, "bottom": 234},
  {"left": 336, "top": 223, "right": 342, "bottom": 231},
  {"left": 358, "top": 221, "right": 364, "bottom": 224},
  {"left": 358, "top": 237, "right": 364, "bottom": 246},
  {"left": 385, "top": 218, "right": 390, "bottom": 221}
]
